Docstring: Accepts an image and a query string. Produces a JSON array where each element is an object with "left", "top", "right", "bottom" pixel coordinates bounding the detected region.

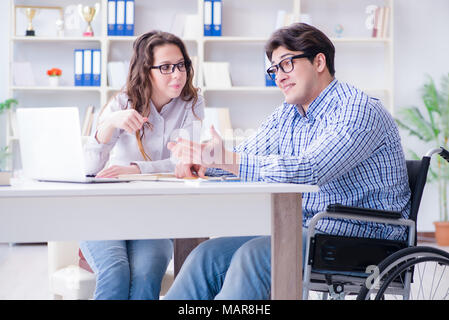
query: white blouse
[{"left": 84, "top": 92, "right": 205, "bottom": 175}]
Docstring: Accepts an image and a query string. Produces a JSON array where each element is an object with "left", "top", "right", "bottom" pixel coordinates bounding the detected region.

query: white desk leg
[{"left": 271, "top": 193, "right": 302, "bottom": 300}]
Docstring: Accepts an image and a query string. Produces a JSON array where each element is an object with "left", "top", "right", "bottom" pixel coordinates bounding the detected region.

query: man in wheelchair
[{"left": 165, "top": 22, "right": 449, "bottom": 300}]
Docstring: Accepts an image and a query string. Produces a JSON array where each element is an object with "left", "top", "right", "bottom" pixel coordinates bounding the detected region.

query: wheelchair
[{"left": 302, "top": 147, "right": 449, "bottom": 300}]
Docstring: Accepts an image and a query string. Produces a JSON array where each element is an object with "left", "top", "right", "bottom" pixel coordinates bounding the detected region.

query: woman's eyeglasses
[
  {"left": 266, "top": 53, "right": 314, "bottom": 80},
  {"left": 150, "top": 61, "right": 190, "bottom": 74}
]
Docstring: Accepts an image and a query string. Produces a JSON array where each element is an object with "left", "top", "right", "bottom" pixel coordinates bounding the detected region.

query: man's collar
[
  {"left": 286, "top": 78, "right": 338, "bottom": 121},
  {"left": 304, "top": 78, "right": 338, "bottom": 120}
]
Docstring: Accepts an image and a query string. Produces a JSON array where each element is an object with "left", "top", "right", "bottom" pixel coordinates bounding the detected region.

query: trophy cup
[
  {"left": 78, "top": 3, "right": 100, "bottom": 37},
  {"left": 25, "top": 8, "right": 37, "bottom": 36}
]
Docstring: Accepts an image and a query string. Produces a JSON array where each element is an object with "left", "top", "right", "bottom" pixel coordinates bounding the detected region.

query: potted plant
[
  {"left": 47, "top": 67, "right": 62, "bottom": 87},
  {"left": 0, "top": 98, "right": 18, "bottom": 186},
  {"left": 396, "top": 73, "right": 449, "bottom": 246}
]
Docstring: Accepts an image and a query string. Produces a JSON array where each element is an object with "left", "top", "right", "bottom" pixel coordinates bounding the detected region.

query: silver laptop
[{"left": 17, "top": 107, "right": 127, "bottom": 183}]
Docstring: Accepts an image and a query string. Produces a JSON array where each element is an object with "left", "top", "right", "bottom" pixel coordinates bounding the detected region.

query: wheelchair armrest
[{"left": 326, "top": 204, "right": 402, "bottom": 220}]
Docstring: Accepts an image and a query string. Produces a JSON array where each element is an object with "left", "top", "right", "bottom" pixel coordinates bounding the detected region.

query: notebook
[
  {"left": 117, "top": 172, "right": 241, "bottom": 184},
  {"left": 17, "top": 107, "right": 127, "bottom": 183}
]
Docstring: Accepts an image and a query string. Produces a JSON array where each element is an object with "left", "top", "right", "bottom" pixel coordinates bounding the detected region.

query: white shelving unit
[{"left": 7, "top": 0, "right": 394, "bottom": 154}]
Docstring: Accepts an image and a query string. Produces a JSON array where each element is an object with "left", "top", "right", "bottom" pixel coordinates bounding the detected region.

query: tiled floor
[{"left": 0, "top": 242, "right": 448, "bottom": 300}]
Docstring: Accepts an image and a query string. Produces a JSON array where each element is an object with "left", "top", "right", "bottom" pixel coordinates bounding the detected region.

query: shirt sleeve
[
  {"left": 238, "top": 97, "right": 384, "bottom": 185},
  {"left": 83, "top": 94, "right": 124, "bottom": 175},
  {"left": 131, "top": 159, "right": 175, "bottom": 173}
]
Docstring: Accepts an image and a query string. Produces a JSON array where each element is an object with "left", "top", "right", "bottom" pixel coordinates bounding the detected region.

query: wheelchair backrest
[{"left": 406, "top": 158, "right": 431, "bottom": 225}]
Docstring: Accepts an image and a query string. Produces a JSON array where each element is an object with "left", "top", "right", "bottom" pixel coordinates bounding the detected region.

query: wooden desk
[{"left": 0, "top": 179, "right": 318, "bottom": 299}]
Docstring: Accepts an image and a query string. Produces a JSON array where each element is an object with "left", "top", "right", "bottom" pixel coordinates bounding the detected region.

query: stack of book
[
  {"left": 74, "top": 49, "right": 101, "bottom": 86},
  {"left": 107, "top": 61, "right": 129, "bottom": 89},
  {"left": 372, "top": 6, "right": 391, "bottom": 38},
  {"left": 201, "top": 107, "right": 233, "bottom": 142},
  {"left": 108, "top": 0, "right": 135, "bottom": 36},
  {"left": 202, "top": 62, "right": 232, "bottom": 88},
  {"left": 170, "top": 14, "right": 201, "bottom": 38}
]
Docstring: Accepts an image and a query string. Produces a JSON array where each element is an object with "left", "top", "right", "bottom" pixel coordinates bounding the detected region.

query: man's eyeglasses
[
  {"left": 266, "top": 53, "right": 314, "bottom": 80},
  {"left": 150, "top": 61, "right": 190, "bottom": 74}
]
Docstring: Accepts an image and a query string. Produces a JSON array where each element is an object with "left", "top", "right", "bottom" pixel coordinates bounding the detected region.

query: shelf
[
  {"left": 330, "top": 37, "right": 392, "bottom": 43},
  {"left": 106, "top": 36, "right": 137, "bottom": 42},
  {"left": 204, "top": 36, "right": 268, "bottom": 43},
  {"left": 204, "top": 37, "right": 391, "bottom": 44},
  {"left": 12, "top": 36, "right": 102, "bottom": 42},
  {"left": 11, "top": 86, "right": 102, "bottom": 92},
  {"left": 107, "top": 36, "right": 197, "bottom": 43},
  {"left": 107, "top": 87, "right": 123, "bottom": 92},
  {"left": 203, "top": 86, "right": 279, "bottom": 92}
]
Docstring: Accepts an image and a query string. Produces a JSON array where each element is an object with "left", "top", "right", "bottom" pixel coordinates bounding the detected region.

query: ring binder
[
  {"left": 116, "top": 0, "right": 125, "bottom": 36},
  {"left": 92, "top": 49, "right": 101, "bottom": 87},
  {"left": 83, "top": 49, "right": 92, "bottom": 86},
  {"left": 203, "top": 0, "right": 213, "bottom": 36},
  {"left": 74, "top": 49, "right": 84, "bottom": 86},
  {"left": 212, "top": 0, "right": 222, "bottom": 36},
  {"left": 125, "top": 0, "right": 135, "bottom": 36},
  {"left": 107, "top": 0, "right": 117, "bottom": 36}
]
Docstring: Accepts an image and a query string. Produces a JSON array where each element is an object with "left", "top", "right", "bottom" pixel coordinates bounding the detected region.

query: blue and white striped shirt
[{"left": 210, "top": 79, "right": 411, "bottom": 241}]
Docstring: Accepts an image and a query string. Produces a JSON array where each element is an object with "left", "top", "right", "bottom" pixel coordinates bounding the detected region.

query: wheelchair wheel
[{"left": 357, "top": 246, "right": 449, "bottom": 300}]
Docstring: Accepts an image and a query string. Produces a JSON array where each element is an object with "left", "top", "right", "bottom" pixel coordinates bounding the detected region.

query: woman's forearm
[{"left": 95, "top": 118, "right": 116, "bottom": 144}]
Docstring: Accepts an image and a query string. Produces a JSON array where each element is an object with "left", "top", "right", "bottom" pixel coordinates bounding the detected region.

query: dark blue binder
[
  {"left": 116, "top": 0, "right": 125, "bottom": 36},
  {"left": 83, "top": 49, "right": 92, "bottom": 86},
  {"left": 125, "top": 0, "right": 134, "bottom": 36},
  {"left": 107, "top": 0, "right": 117, "bottom": 36},
  {"left": 74, "top": 49, "right": 83, "bottom": 86},
  {"left": 92, "top": 49, "right": 101, "bottom": 86},
  {"left": 212, "top": 0, "right": 222, "bottom": 36},
  {"left": 204, "top": 0, "right": 213, "bottom": 36}
]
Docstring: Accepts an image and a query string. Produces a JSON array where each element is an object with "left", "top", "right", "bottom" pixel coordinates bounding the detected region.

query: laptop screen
[{"left": 17, "top": 107, "right": 88, "bottom": 182}]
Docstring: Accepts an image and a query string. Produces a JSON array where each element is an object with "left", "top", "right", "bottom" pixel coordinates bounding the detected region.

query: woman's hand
[
  {"left": 96, "top": 109, "right": 148, "bottom": 144},
  {"left": 108, "top": 109, "right": 148, "bottom": 134},
  {"left": 96, "top": 164, "right": 141, "bottom": 178}
]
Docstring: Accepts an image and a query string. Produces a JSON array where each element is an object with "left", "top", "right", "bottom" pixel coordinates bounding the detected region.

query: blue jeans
[
  {"left": 164, "top": 228, "right": 312, "bottom": 300},
  {"left": 79, "top": 239, "right": 173, "bottom": 300}
]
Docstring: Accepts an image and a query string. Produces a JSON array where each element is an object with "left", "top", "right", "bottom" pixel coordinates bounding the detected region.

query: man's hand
[
  {"left": 167, "top": 126, "right": 240, "bottom": 177},
  {"left": 96, "top": 164, "right": 141, "bottom": 178},
  {"left": 174, "top": 163, "right": 207, "bottom": 179},
  {"left": 167, "top": 125, "right": 225, "bottom": 167}
]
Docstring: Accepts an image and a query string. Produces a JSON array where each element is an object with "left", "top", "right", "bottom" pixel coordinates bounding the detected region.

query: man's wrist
[{"left": 217, "top": 151, "right": 240, "bottom": 176}]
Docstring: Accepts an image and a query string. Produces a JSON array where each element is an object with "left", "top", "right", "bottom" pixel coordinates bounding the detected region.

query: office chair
[{"left": 302, "top": 147, "right": 449, "bottom": 300}]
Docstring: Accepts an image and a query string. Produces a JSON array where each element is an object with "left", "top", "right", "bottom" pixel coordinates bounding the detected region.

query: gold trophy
[
  {"left": 25, "top": 8, "right": 37, "bottom": 36},
  {"left": 78, "top": 3, "right": 100, "bottom": 37}
]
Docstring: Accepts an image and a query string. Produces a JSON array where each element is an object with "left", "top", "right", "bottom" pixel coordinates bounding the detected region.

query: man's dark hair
[{"left": 265, "top": 23, "right": 335, "bottom": 76}]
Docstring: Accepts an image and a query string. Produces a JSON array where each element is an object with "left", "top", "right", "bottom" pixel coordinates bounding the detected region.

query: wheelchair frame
[{"left": 302, "top": 147, "right": 449, "bottom": 300}]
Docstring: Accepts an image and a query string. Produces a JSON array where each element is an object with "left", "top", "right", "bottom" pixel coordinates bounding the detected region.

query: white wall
[
  {"left": 394, "top": 0, "right": 449, "bottom": 231},
  {"left": 0, "top": 0, "right": 448, "bottom": 231},
  {"left": 0, "top": 1, "right": 10, "bottom": 145}
]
